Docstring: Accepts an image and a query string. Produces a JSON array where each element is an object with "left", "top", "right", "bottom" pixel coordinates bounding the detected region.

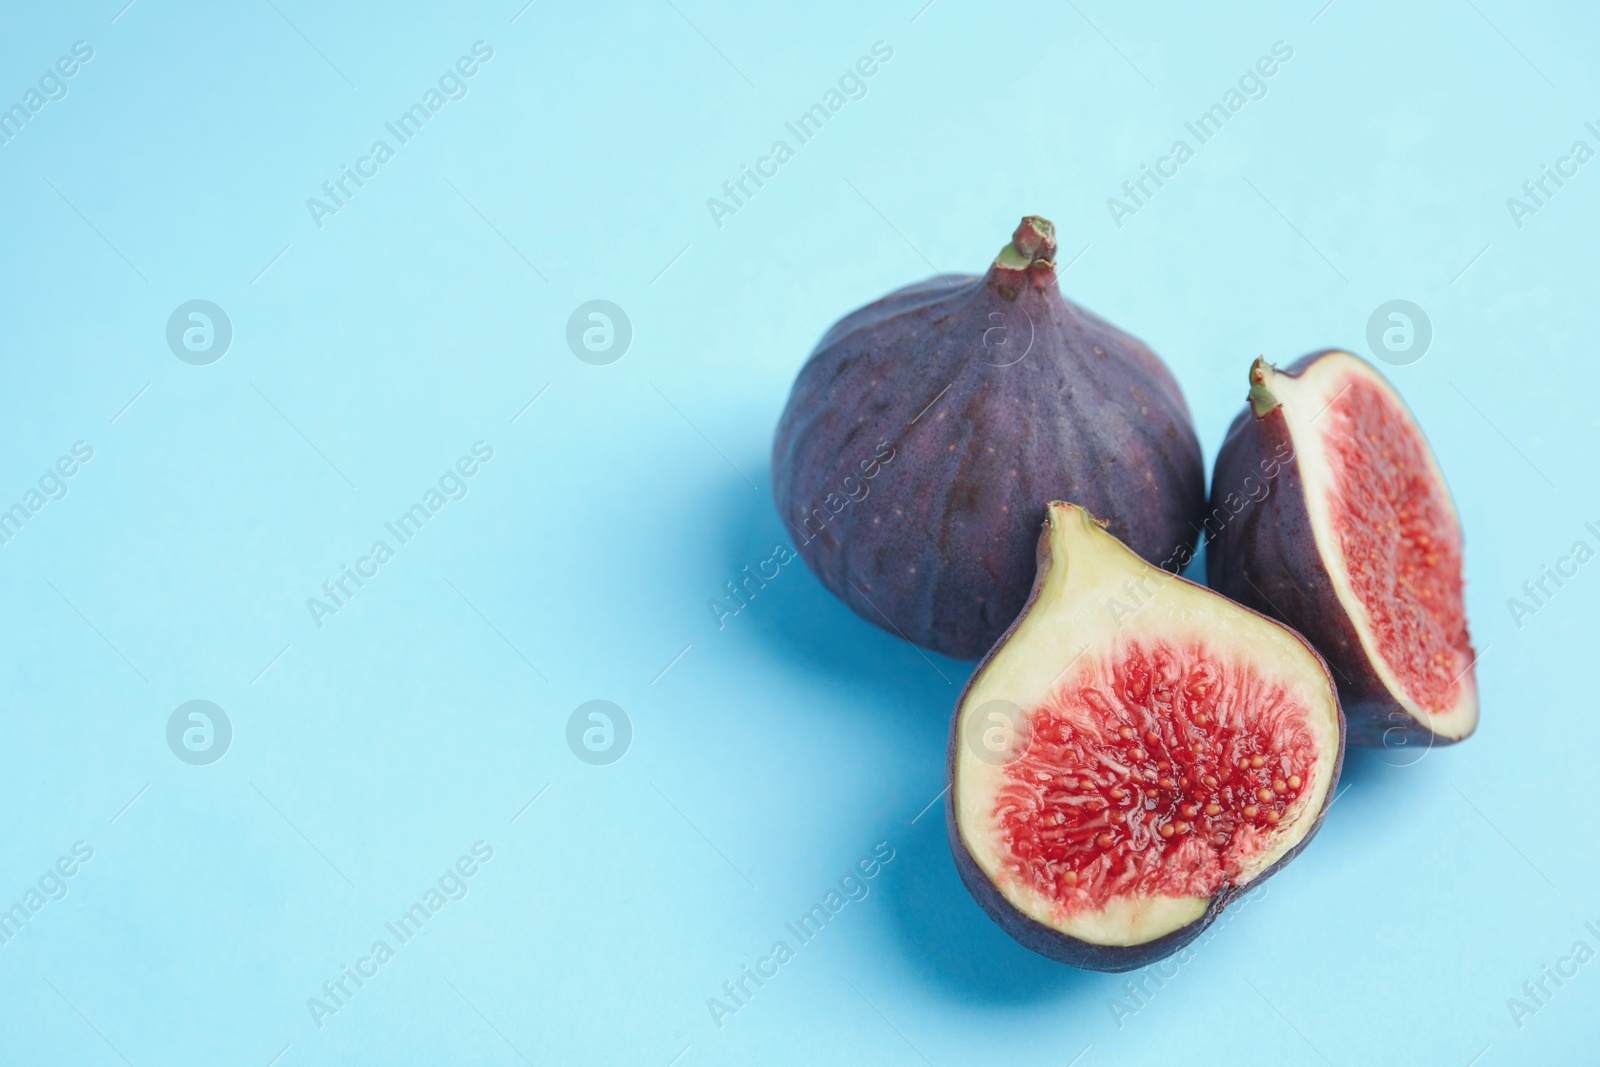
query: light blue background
[{"left": 1, "top": 1, "right": 1595, "bottom": 1064}]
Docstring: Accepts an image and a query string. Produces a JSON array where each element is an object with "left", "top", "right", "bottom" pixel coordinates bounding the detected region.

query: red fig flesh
[
  {"left": 949, "top": 503, "right": 1344, "bottom": 970},
  {"left": 772, "top": 217, "right": 1205, "bottom": 659},
  {"left": 1206, "top": 351, "right": 1477, "bottom": 747}
]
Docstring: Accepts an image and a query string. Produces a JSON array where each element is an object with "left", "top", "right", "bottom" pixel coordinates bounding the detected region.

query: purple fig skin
[
  {"left": 945, "top": 506, "right": 1345, "bottom": 971},
  {"left": 772, "top": 217, "right": 1205, "bottom": 660},
  {"left": 1205, "top": 350, "right": 1469, "bottom": 749}
]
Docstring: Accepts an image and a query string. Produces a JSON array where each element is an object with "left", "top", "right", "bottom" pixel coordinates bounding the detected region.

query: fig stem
[
  {"left": 992, "top": 215, "right": 1058, "bottom": 292},
  {"left": 1012, "top": 216, "right": 1056, "bottom": 260},
  {"left": 1248, "top": 357, "right": 1280, "bottom": 417}
]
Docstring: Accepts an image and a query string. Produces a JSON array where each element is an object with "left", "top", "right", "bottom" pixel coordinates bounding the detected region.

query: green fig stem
[
  {"left": 1248, "top": 357, "right": 1280, "bottom": 417},
  {"left": 1011, "top": 216, "right": 1056, "bottom": 260},
  {"left": 991, "top": 216, "right": 1058, "bottom": 296}
]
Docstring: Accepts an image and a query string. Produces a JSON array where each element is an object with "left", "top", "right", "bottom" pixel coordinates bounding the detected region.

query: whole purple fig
[{"left": 772, "top": 216, "right": 1205, "bottom": 659}]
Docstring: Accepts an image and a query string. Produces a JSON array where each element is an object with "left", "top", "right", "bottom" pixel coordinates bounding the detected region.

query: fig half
[
  {"left": 772, "top": 216, "right": 1204, "bottom": 659},
  {"left": 948, "top": 503, "right": 1343, "bottom": 971},
  {"left": 1206, "top": 351, "right": 1478, "bottom": 748}
]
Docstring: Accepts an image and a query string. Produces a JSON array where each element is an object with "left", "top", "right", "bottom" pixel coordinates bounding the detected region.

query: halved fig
[
  {"left": 1206, "top": 351, "right": 1478, "bottom": 748},
  {"left": 948, "top": 502, "right": 1344, "bottom": 971}
]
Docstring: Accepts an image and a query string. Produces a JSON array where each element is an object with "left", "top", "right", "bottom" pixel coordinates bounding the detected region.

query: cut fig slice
[
  {"left": 1207, "top": 350, "right": 1478, "bottom": 748},
  {"left": 947, "top": 503, "right": 1344, "bottom": 971}
]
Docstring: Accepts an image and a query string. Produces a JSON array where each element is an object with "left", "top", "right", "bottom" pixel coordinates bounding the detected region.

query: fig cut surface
[
  {"left": 1207, "top": 350, "right": 1478, "bottom": 747},
  {"left": 948, "top": 503, "right": 1344, "bottom": 971}
]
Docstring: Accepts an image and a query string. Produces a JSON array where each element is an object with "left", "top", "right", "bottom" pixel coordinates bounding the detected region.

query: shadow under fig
[
  {"left": 710, "top": 468, "right": 970, "bottom": 753},
  {"left": 1333, "top": 735, "right": 1453, "bottom": 796},
  {"left": 706, "top": 470, "right": 1115, "bottom": 1004},
  {"left": 877, "top": 812, "right": 1103, "bottom": 1004}
]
